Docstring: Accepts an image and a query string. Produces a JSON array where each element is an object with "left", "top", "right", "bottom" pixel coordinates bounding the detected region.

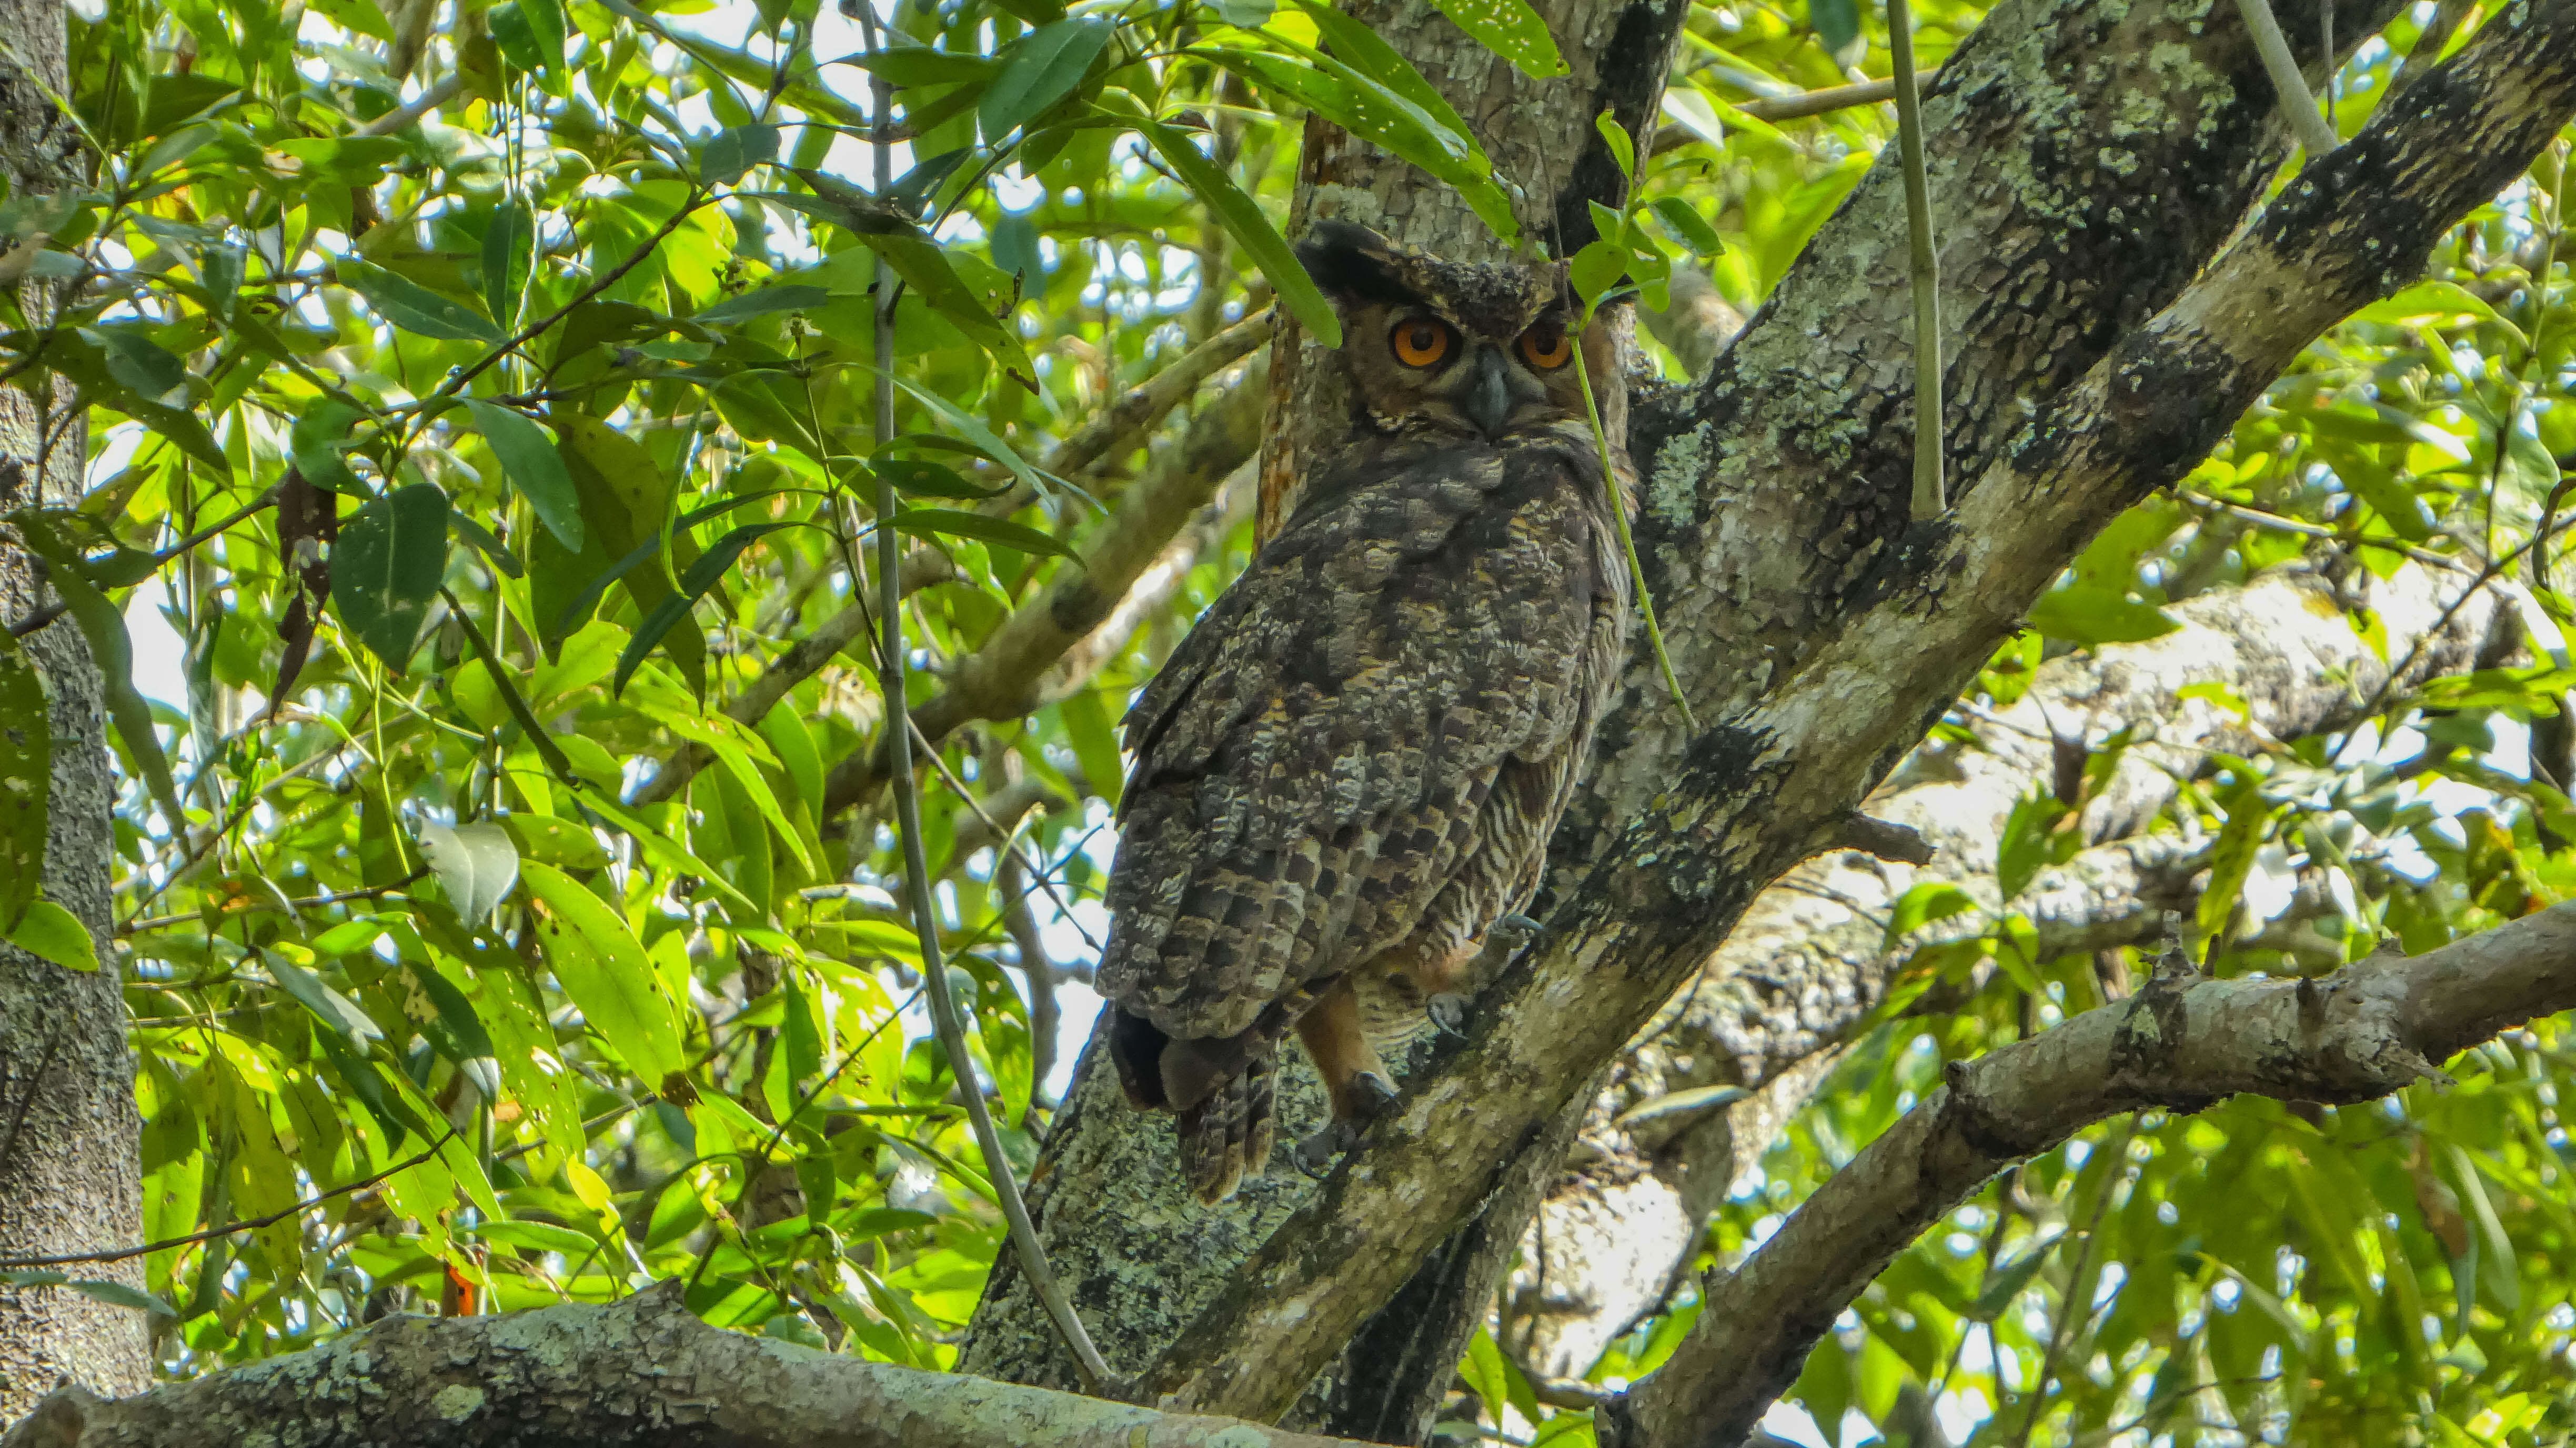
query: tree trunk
[
  {"left": 967, "top": 0, "right": 2575, "bottom": 1424},
  {"left": 0, "top": 0, "right": 145, "bottom": 1416}
]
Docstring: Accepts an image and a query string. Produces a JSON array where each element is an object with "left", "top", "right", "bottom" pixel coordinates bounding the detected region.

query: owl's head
[{"left": 1294, "top": 221, "right": 1611, "bottom": 445}]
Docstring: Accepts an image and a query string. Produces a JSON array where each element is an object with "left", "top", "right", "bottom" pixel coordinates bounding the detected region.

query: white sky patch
[{"left": 1758, "top": 1401, "right": 1836, "bottom": 1448}]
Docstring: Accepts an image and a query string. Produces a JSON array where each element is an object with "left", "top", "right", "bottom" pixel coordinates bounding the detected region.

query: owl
[{"left": 1096, "top": 221, "right": 1635, "bottom": 1203}]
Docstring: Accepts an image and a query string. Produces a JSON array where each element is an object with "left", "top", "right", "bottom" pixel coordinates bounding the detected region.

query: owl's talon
[
  {"left": 1491, "top": 913, "right": 1544, "bottom": 949},
  {"left": 1350, "top": 1071, "right": 1401, "bottom": 1120},
  {"left": 1427, "top": 992, "right": 1471, "bottom": 1037},
  {"left": 1293, "top": 1121, "right": 1359, "bottom": 1176}
]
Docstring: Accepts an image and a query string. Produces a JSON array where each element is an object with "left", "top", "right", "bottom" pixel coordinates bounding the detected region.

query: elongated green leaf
[
  {"left": 5, "top": 899, "right": 97, "bottom": 972},
  {"left": 265, "top": 954, "right": 383, "bottom": 1042},
  {"left": 463, "top": 400, "right": 583, "bottom": 550},
  {"left": 696, "top": 284, "right": 832, "bottom": 326},
  {"left": 1139, "top": 119, "right": 1339, "bottom": 347},
  {"left": 892, "top": 508, "right": 1081, "bottom": 560},
  {"left": 522, "top": 861, "right": 688, "bottom": 1083},
  {"left": 481, "top": 203, "right": 534, "bottom": 328},
  {"left": 0, "top": 631, "right": 47, "bottom": 932},
  {"left": 1423, "top": 0, "right": 1565, "bottom": 77},
  {"left": 11, "top": 517, "right": 184, "bottom": 827},
  {"left": 981, "top": 18, "right": 1114, "bottom": 142},
  {"left": 331, "top": 484, "right": 449, "bottom": 671},
  {"left": 1652, "top": 196, "right": 1725, "bottom": 254},
  {"left": 0, "top": 1272, "right": 174, "bottom": 1315},
  {"left": 611, "top": 521, "right": 797, "bottom": 698},
  {"left": 854, "top": 364, "right": 1059, "bottom": 499},
  {"left": 336, "top": 257, "right": 502, "bottom": 343}
]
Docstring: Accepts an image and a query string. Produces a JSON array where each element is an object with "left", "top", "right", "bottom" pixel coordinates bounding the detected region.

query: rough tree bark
[
  {"left": 0, "top": 0, "right": 147, "bottom": 1415},
  {"left": 966, "top": 0, "right": 2576, "bottom": 1433},
  {"left": 1511, "top": 561, "right": 2521, "bottom": 1380}
]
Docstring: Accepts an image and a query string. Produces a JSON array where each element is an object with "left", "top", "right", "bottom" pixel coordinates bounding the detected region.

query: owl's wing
[{"left": 1099, "top": 447, "right": 1612, "bottom": 1042}]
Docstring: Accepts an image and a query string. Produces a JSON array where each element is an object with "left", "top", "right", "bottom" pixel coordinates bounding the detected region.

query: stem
[
  {"left": 1888, "top": 0, "right": 1945, "bottom": 520},
  {"left": 857, "top": 3, "right": 1114, "bottom": 1396},
  {"left": 2232, "top": 0, "right": 2342, "bottom": 156},
  {"left": 1572, "top": 337, "right": 1695, "bottom": 733}
]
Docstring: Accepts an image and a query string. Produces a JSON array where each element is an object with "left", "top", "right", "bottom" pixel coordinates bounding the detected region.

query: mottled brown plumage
[{"left": 1099, "top": 222, "right": 1634, "bottom": 1202}]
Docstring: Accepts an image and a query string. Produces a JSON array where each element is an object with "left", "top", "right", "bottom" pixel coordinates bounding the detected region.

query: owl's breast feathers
[{"left": 1097, "top": 433, "right": 1633, "bottom": 1081}]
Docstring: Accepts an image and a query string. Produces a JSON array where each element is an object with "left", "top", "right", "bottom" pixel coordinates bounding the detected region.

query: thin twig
[
  {"left": 858, "top": 3, "right": 1113, "bottom": 1395},
  {"left": 0, "top": 1023, "right": 65, "bottom": 1174},
  {"left": 2232, "top": 0, "right": 2341, "bottom": 156},
  {"left": 0, "top": 1129, "right": 458, "bottom": 1269},
  {"left": 1889, "top": 0, "right": 1945, "bottom": 519},
  {"left": 354, "top": 74, "right": 465, "bottom": 138},
  {"left": 2007, "top": 1114, "right": 2138, "bottom": 1448},
  {"left": 1573, "top": 330, "right": 1695, "bottom": 732}
]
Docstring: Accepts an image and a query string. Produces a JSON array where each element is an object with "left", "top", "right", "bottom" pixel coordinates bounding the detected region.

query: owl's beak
[{"left": 1465, "top": 347, "right": 1512, "bottom": 439}]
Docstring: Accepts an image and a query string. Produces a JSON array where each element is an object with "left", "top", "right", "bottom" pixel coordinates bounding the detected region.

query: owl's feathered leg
[{"left": 1290, "top": 979, "right": 1403, "bottom": 1173}]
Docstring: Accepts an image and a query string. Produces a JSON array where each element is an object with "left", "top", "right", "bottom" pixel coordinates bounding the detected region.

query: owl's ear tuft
[{"left": 1295, "top": 220, "right": 1415, "bottom": 308}]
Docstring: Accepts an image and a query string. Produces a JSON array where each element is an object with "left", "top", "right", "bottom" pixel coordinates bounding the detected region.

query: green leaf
[
  {"left": 1652, "top": 197, "right": 1724, "bottom": 254},
  {"left": 4, "top": 899, "right": 96, "bottom": 971},
  {"left": 980, "top": 17, "right": 1114, "bottom": 142},
  {"left": 1995, "top": 792, "right": 2069, "bottom": 900},
  {"left": 464, "top": 399, "right": 583, "bottom": 550},
  {"left": 2024, "top": 583, "right": 2178, "bottom": 646},
  {"left": 1882, "top": 880, "right": 1974, "bottom": 950},
  {"left": 1058, "top": 686, "right": 1124, "bottom": 803},
  {"left": 892, "top": 508, "right": 1081, "bottom": 561},
  {"left": 1425, "top": 0, "right": 1565, "bottom": 76},
  {"left": 331, "top": 484, "right": 450, "bottom": 671},
  {"left": 1594, "top": 110, "right": 1635, "bottom": 178},
  {"left": 0, "top": 1272, "right": 174, "bottom": 1315},
  {"left": 855, "top": 364, "right": 1060, "bottom": 500},
  {"left": 874, "top": 456, "right": 1010, "bottom": 499},
  {"left": 1139, "top": 119, "right": 1338, "bottom": 348},
  {"left": 481, "top": 203, "right": 534, "bottom": 329},
  {"left": 291, "top": 399, "right": 367, "bottom": 495},
  {"left": 487, "top": 2, "right": 545, "bottom": 72},
  {"left": 0, "top": 631, "right": 48, "bottom": 932},
  {"left": 419, "top": 819, "right": 521, "bottom": 925},
  {"left": 522, "top": 861, "right": 688, "bottom": 1083},
  {"left": 265, "top": 954, "right": 383, "bottom": 1042},
  {"left": 612, "top": 522, "right": 797, "bottom": 697},
  {"left": 696, "top": 284, "right": 832, "bottom": 327},
  {"left": 1570, "top": 238, "right": 1627, "bottom": 306},
  {"left": 697, "top": 124, "right": 781, "bottom": 185},
  {"left": 1808, "top": 0, "right": 1861, "bottom": 56},
  {"left": 10, "top": 517, "right": 184, "bottom": 827},
  {"left": 711, "top": 370, "right": 825, "bottom": 458},
  {"left": 336, "top": 257, "right": 503, "bottom": 343}
]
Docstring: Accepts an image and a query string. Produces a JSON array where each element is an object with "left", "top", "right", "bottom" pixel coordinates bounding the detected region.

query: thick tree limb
[
  {"left": 1597, "top": 900, "right": 2576, "bottom": 1448},
  {"left": 1002, "top": 4, "right": 2576, "bottom": 1425},
  {"left": 0, "top": 1282, "right": 1388, "bottom": 1448}
]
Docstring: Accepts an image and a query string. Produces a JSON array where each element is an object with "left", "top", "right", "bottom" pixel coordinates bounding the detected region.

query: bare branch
[{"left": 1600, "top": 902, "right": 2576, "bottom": 1447}]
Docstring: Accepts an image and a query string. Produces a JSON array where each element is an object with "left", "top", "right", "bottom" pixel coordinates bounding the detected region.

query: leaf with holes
[
  {"left": 522, "top": 861, "right": 687, "bottom": 1083},
  {"left": 331, "top": 483, "right": 449, "bottom": 671},
  {"left": 1425, "top": 0, "right": 1564, "bottom": 77}
]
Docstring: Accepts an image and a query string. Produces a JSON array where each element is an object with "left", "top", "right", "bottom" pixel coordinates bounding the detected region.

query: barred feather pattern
[{"left": 1099, "top": 418, "right": 1631, "bottom": 1199}]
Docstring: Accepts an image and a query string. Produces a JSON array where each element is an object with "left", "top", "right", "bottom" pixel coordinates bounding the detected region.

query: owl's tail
[{"left": 1175, "top": 1054, "right": 1276, "bottom": 1203}]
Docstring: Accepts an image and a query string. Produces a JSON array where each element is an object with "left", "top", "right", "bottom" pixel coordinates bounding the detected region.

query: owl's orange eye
[
  {"left": 1517, "top": 325, "right": 1573, "bottom": 370},
  {"left": 1389, "top": 318, "right": 1452, "bottom": 368}
]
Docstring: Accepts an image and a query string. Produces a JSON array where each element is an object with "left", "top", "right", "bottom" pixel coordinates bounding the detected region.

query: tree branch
[
  {"left": 0, "top": 1282, "right": 1392, "bottom": 1448},
  {"left": 1598, "top": 901, "right": 2576, "bottom": 1447},
  {"left": 1079, "top": 4, "right": 2576, "bottom": 1421}
]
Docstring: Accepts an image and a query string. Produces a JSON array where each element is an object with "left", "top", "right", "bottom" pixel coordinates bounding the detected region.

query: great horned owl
[{"left": 1097, "top": 221, "right": 1635, "bottom": 1203}]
